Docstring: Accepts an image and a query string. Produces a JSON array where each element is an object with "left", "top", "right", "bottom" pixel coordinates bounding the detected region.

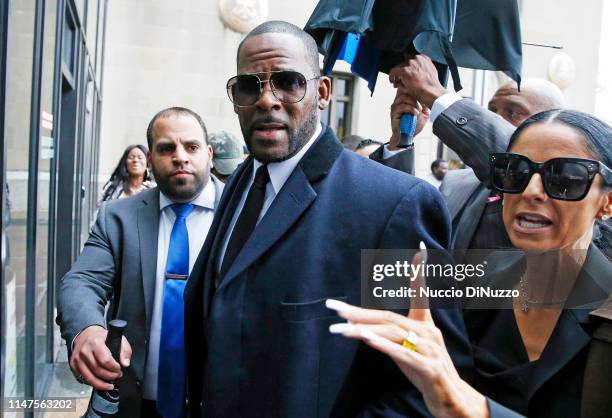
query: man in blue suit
[{"left": 184, "top": 21, "right": 471, "bottom": 417}]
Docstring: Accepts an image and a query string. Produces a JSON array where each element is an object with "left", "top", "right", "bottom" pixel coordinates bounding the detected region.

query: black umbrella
[{"left": 305, "top": 0, "right": 522, "bottom": 147}]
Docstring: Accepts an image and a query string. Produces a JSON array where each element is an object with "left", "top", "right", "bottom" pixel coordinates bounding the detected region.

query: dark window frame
[
  {"left": 321, "top": 73, "right": 355, "bottom": 139},
  {"left": 0, "top": 0, "right": 10, "bottom": 403}
]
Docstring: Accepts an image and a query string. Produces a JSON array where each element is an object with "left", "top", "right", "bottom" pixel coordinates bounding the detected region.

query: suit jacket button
[{"left": 456, "top": 116, "right": 468, "bottom": 125}]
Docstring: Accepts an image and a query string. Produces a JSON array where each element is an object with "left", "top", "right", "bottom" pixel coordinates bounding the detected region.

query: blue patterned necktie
[{"left": 157, "top": 203, "right": 194, "bottom": 418}]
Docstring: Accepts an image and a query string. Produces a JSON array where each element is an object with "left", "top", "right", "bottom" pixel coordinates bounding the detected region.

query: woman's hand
[{"left": 327, "top": 245, "right": 489, "bottom": 418}]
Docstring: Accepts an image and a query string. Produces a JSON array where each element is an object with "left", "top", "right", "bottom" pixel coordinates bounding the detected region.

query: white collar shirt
[
  {"left": 217, "top": 123, "right": 323, "bottom": 274},
  {"left": 143, "top": 178, "right": 216, "bottom": 400}
]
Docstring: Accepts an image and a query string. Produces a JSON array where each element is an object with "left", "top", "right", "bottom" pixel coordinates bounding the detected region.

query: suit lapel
[
  {"left": 218, "top": 167, "right": 317, "bottom": 289},
  {"left": 526, "top": 309, "right": 591, "bottom": 399},
  {"left": 187, "top": 162, "right": 253, "bottom": 319},
  {"left": 210, "top": 174, "right": 225, "bottom": 210},
  {"left": 207, "top": 161, "right": 254, "bottom": 277},
  {"left": 217, "top": 126, "right": 343, "bottom": 290},
  {"left": 441, "top": 169, "right": 481, "bottom": 219},
  {"left": 453, "top": 185, "right": 489, "bottom": 249},
  {"left": 137, "top": 188, "right": 160, "bottom": 334}
]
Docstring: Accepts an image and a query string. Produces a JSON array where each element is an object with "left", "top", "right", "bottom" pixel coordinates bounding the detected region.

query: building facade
[
  {"left": 1, "top": 0, "right": 108, "bottom": 412},
  {"left": 0, "top": 0, "right": 606, "bottom": 415},
  {"left": 99, "top": 0, "right": 604, "bottom": 180}
]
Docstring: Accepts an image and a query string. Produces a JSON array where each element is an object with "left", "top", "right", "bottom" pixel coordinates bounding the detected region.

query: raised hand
[
  {"left": 389, "top": 55, "right": 448, "bottom": 109},
  {"left": 389, "top": 91, "right": 431, "bottom": 150},
  {"left": 327, "top": 243, "right": 489, "bottom": 418}
]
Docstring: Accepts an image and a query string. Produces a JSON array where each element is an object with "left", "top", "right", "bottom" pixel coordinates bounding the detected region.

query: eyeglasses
[
  {"left": 226, "top": 70, "right": 320, "bottom": 107},
  {"left": 490, "top": 153, "right": 612, "bottom": 201}
]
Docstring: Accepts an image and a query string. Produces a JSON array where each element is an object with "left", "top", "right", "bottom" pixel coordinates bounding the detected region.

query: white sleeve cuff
[
  {"left": 429, "top": 92, "right": 463, "bottom": 123},
  {"left": 382, "top": 144, "right": 405, "bottom": 159}
]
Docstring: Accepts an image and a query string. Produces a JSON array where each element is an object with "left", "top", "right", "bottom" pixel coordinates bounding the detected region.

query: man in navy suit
[{"left": 184, "top": 21, "right": 471, "bottom": 417}]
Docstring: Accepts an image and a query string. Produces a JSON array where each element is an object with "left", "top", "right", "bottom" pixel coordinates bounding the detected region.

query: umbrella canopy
[
  {"left": 452, "top": 0, "right": 522, "bottom": 82},
  {"left": 305, "top": 0, "right": 522, "bottom": 93}
]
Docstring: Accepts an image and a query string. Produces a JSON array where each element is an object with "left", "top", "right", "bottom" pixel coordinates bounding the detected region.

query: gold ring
[{"left": 401, "top": 331, "right": 418, "bottom": 351}]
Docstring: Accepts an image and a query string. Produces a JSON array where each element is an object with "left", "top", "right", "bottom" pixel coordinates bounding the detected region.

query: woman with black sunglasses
[{"left": 326, "top": 110, "right": 612, "bottom": 417}]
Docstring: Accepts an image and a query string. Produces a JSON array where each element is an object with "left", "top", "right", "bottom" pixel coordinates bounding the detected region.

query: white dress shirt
[
  {"left": 217, "top": 123, "right": 323, "bottom": 273},
  {"left": 428, "top": 91, "right": 463, "bottom": 123},
  {"left": 143, "top": 179, "right": 216, "bottom": 400}
]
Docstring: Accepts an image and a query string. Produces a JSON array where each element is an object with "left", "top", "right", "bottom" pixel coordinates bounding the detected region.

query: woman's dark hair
[
  {"left": 508, "top": 109, "right": 612, "bottom": 174},
  {"left": 102, "top": 144, "right": 152, "bottom": 201},
  {"left": 508, "top": 109, "right": 612, "bottom": 258}
]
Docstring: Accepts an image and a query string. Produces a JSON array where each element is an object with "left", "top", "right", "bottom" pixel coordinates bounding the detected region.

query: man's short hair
[
  {"left": 355, "top": 139, "right": 383, "bottom": 151},
  {"left": 236, "top": 21, "right": 321, "bottom": 77},
  {"left": 146, "top": 107, "right": 208, "bottom": 150},
  {"left": 342, "top": 135, "right": 366, "bottom": 151},
  {"left": 431, "top": 159, "right": 447, "bottom": 172}
]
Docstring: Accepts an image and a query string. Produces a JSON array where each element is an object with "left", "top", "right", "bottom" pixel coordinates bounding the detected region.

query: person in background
[
  {"left": 487, "top": 78, "right": 566, "bottom": 127},
  {"left": 57, "top": 107, "right": 223, "bottom": 418},
  {"left": 343, "top": 135, "right": 383, "bottom": 158},
  {"left": 447, "top": 159, "right": 464, "bottom": 170},
  {"left": 424, "top": 159, "right": 447, "bottom": 188},
  {"left": 354, "top": 138, "right": 384, "bottom": 158},
  {"left": 209, "top": 131, "right": 246, "bottom": 183},
  {"left": 341, "top": 134, "right": 365, "bottom": 151},
  {"left": 101, "top": 144, "right": 155, "bottom": 201},
  {"left": 329, "top": 110, "right": 612, "bottom": 417}
]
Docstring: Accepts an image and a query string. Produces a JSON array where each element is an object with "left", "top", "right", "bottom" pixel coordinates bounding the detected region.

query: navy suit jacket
[{"left": 184, "top": 126, "right": 472, "bottom": 417}]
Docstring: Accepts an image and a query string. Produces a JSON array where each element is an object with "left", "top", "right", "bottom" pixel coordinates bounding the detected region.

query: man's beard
[
  {"left": 154, "top": 172, "right": 206, "bottom": 203},
  {"left": 244, "top": 99, "right": 319, "bottom": 163}
]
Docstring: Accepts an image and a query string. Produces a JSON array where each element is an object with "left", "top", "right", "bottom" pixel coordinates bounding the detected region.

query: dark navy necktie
[
  {"left": 157, "top": 203, "right": 194, "bottom": 418},
  {"left": 220, "top": 165, "right": 269, "bottom": 277}
]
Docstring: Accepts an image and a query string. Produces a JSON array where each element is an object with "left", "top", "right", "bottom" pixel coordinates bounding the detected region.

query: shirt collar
[
  {"left": 159, "top": 176, "right": 216, "bottom": 211},
  {"left": 253, "top": 122, "right": 322, "bottom": 194}
]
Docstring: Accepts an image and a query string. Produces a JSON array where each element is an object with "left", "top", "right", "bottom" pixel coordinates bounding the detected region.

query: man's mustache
[{"left": 249, "top": 116, "right": 289, "bottom": 131}]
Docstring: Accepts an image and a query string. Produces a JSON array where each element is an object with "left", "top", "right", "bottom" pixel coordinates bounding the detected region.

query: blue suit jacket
[{"left": 184, "top": 127, "right": 472, "bottom": 417}]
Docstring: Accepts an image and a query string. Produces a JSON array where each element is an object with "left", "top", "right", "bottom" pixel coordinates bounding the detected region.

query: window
[
  {"left": 321, "top": 74, "right": 354, "bottom": 140},
  {"left": 62, "top": 7, "right": 76, "bottom": 84}
]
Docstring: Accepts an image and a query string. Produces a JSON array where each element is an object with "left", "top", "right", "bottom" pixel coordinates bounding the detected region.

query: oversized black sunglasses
[
  {"left": 226, "top": 70, "right": 320, "bottom": 107},
  {"left": 490, "top": 153, "right": 612, "bottom": 201}
]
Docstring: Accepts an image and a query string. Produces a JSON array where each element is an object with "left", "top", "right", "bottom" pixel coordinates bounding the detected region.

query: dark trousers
[{"left": 141, "top": 399, "right": 162, "bottom": 418}]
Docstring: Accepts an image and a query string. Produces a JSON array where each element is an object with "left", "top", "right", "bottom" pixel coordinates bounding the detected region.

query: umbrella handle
[
  {"left": 398, "top": 113, "right": 417, "bottom": 148},
  {"left": 105, "top": 319, "right": 127, "bottom": 362}
]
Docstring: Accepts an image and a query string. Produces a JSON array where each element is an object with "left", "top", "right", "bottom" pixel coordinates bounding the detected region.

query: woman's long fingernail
[
  {"left": 326, "top": 299, "right": 352, "bottom": 313},
  {"left": 329, "top": 322, "right": 358, "bottom": 334},
  {"left": 419, "top": 241, "right": 428, "bottom": 263},
  {"left": 360, "top": 329, "right": 384, "bottom": 343}
]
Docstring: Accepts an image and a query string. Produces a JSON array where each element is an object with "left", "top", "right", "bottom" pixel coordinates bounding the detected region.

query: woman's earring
[{"left": 602, "top": 214, "right": 610, "bottom": 221}]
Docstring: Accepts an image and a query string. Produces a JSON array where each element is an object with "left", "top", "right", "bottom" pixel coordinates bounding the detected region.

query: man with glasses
[
  {"left": 184, "top": 20, "right": 471, "bottom": 418},
  {"left": 384, "top": 55, "right": 612, "bottom": 258}
]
